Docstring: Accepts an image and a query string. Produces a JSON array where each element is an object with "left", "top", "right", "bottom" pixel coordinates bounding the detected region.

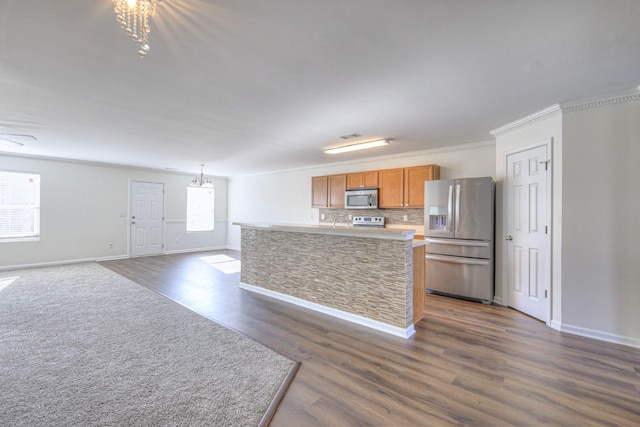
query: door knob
[{"left": 505, "top": 235, "right": 513, "bottom": 241}]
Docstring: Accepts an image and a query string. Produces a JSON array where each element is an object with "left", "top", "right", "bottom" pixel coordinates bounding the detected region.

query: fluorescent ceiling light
[{"left": 325, "top": 139, "right": 390, "bottom": 154}]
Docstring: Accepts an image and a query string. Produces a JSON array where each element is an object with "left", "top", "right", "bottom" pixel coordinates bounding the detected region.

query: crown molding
[
  {"left": 489, "top": 104, "right": 561, "bottom": 137},
  {"left": 238, "top": 140, "right": 496, "bottom": 178},
  {"left": 0, "top": 151, "right": 228, "bottom": 180},
  {"left": 559, "top": 87, "right": 640, "bottom": 113},
  {"left": 490, "top": 86, "right": 640, "bottom": 137}
]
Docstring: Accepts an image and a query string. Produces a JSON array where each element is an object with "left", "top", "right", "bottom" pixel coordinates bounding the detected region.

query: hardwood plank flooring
[{"left": 99, "top": 250, "right": 640, "bottom": 426}]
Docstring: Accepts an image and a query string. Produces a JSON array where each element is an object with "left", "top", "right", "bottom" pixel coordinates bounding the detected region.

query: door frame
[
  {"left": 502, "top": 138, "right": 553, "bottom": 324},
  {"left": 128, "top": 180, "right": 166, "bottom": 257}
]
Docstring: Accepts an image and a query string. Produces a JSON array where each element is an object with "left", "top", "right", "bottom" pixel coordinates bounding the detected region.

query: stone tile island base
[{"left": 235, "top": 223, "right": 416, "bottom": 338}]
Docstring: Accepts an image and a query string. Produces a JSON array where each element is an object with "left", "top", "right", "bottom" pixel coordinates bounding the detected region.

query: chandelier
[
  {"left": 191, "top": 165, "right": 214, "bottom": 188},
  {"left": 112, "top": 0, "right": 157, "bottom": 58}
]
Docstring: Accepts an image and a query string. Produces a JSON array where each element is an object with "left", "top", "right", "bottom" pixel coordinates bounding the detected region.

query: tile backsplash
[{"left": 318, "top": 208, "right": 424, "bottom": 226}]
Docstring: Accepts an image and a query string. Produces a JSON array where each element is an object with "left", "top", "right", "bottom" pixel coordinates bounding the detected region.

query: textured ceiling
[{"left": 1, "top": 0, "right": 639, "bottom": 176}]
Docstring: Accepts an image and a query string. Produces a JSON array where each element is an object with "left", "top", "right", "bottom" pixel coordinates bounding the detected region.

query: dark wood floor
[{"left": 100, "top": 250, "right": 640, "bottom": 426}]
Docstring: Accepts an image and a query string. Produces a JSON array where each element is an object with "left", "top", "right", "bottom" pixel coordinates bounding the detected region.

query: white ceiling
[{"left": 1, "top": 0, "right": 639, "bottom": 177}]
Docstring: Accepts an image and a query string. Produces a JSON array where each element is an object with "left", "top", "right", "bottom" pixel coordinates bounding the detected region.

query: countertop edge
[
  {"left": 233, "top": 222, "right": 415, "bottom": 241},
  {"left": 412, "top": 239, "right": 428, "bottom": 248}
]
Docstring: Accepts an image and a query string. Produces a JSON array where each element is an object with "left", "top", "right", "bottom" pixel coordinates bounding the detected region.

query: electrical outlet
[
  {"left": 348, "top": 214, "right": 352, "bottom": 220},
  {"left": 321, "top": 214, "right": 325, "bottom": 220},
  {"left": 403, "top": 215, "right": 408, "bottom": 222},
  {"left": 108, "top": 242, "right": 114, "bottom": 249},
  {"left": 308, "top": 213, "right": 313, "bottom": 219}
]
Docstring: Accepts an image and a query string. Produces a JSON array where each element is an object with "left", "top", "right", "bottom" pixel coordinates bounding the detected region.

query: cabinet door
[
  {"left": 404, "top": 165, "right": 440, "bottom": 208},
  {"left": 328, "top": 174, "right": 346, "bottom": 208},
  {"left": 346, "top": 173, "right": 364, "bottom": 189},
  {"left": 362, "top": 170, "right": 379, "bottom": 188},
  {"left": 311, "top": 176, "right": 328, "bottom": 207},
  {"left": 347, "top": 171, "right": 379, "bottom": 189},
  {"left": 378, "top": 168, "right": 404, "bottom": 208}
]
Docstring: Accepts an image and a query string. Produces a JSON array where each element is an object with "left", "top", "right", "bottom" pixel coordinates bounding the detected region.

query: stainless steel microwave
[{"left": 345, "top": 187, "right": 378, "bottom": 209}]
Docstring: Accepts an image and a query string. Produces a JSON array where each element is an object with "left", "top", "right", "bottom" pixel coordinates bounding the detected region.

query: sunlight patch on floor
[
  {"left": 0, "top": 276, "right": 19, "bottom": 292},
  {"left": 199, "top": 255, "right": 241, "bottom": 274}
]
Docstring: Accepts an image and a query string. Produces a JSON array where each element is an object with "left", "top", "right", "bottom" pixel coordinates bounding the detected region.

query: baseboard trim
[
  {"left": 163, "top": 246, "right": 227, "bottom": 255},
  {"left": 0, "top": 255, "right": 129, "bottom": 271},
  {"left": 239, "top": 282, "right": 416, "bottom": 339},
  {"left": 0, "top": 247, "right": 237, "bottom": 271},
  {"left": 560, "top": 323, "right": 640, "bottom": 349}
]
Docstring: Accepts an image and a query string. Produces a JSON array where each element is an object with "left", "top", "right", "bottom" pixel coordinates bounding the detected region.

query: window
[
  {"left": 0, "top": 171, "right": 41, "bottom": 241},
  {"left": 187, "top": 186, "right": 214, "bottom": 232}
]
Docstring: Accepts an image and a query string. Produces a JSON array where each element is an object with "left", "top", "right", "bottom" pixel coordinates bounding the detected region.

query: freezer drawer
[
  {"left": 424, "top": 238, "right": 492, "bottom": 259},
  {"left": 425, "top": 254, "right": 493, "bottom": 303}
]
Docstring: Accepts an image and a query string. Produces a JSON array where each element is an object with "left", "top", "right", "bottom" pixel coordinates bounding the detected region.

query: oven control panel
[{"left": 352, "top": 216, "right": 385, "bottom": 228}]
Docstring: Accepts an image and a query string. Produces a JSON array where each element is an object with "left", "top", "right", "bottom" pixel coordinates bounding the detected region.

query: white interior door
[
  {"left": 130, "top": 181, "right": 164, "bottom": 257},
  {"left": 505, "top": 143, "right": 551, "bottom": 322}
]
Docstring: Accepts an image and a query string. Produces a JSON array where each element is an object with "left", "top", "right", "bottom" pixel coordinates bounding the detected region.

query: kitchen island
[{"left": 234, "top": 222, "right": 421, "bottom": 338}]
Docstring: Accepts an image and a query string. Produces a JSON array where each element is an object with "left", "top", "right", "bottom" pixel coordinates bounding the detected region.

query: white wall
[
  {"left": 560, "top": 98, "right": 640, "bottom": 346},
  {"left": 227, "top": 141, "right": 496, "bottom": 250},
  {"left": 493, "top": 94, "right": 640, "bottom": 348},
  {"left": 493, "top": 112, "right": 563, "bottom": 324},
  {"left": 0, "top": 155, "right": 228, "bottom": 269}
]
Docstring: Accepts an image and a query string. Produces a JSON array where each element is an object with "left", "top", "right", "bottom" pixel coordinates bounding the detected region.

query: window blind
[
  {"left": 187, "top": 186, "right": 214, "bottom": 232},
  {"left": 0, "top": 171, "right": 41, "bottom": 240}
]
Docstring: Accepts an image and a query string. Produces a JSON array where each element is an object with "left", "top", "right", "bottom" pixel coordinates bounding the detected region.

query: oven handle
[
  {"left": 425, "top": 239, "right": 489, "bottom": 248},
  {"left": 425, "top": 254, "right": 489, "bottom": 266}
]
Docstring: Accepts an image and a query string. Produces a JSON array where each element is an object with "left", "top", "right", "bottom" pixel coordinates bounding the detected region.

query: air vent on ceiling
[{"left": 339, "top": 133, "right": 362, "bottom": 140}]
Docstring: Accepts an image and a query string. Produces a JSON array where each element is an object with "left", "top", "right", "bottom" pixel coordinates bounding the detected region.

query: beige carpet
[{"left": 0, "top": 262, "right": 296, "bottom": 426}]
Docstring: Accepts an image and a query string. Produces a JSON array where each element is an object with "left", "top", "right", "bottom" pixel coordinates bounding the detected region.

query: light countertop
[
  {"left": 233, "top": 222, "right": 416, "bottom": 241},
  {"left": 412, "top": 239, "right": 428, "bottom": 248}
]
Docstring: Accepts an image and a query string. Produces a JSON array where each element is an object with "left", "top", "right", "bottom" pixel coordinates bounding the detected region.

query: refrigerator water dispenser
[{"left": 428, "top": 206, "right": 448, "bottom": 231}]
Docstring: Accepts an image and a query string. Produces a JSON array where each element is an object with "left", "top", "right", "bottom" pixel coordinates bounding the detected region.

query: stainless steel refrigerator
[{"left": 424, "top": 177, "right": 494, "bottom": 303}]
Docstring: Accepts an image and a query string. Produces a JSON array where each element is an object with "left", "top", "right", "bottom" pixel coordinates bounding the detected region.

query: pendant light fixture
[
  {"left": 191, "top": 165, "right": 213, "bottom": 187},
  {"left": 112, "top": 0, "right": 157, "bottom": 58}
]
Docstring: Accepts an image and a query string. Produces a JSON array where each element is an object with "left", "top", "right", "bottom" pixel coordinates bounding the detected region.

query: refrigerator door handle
[
  {"left": 426, "top": 254, "right": 489, "bottom": 266},
  {"left": 447, "top": 184, "right": 453, "bottom": 232},
  {"left": 455, "top": 183, "right": 461, "bottom": 233},
  {"left": 425, "top": 239, "right": 489, "bottom": 247}
]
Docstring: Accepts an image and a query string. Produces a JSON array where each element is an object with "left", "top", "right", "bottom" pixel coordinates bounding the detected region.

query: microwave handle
[{"left": 368, "top": 194, "right": 373, "bottom": 206}]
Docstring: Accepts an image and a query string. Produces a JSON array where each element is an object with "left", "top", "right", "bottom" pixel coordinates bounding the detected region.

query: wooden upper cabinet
[
  {"left": 313, "top": 165, "right": 439, "bottom": 209},
  {"left": 404, "top": 165, "right": 440, "bottom": 208},
  {"left": 346, "top": 171, "right": 379, "bottom": 189},
  {"left": 311, "top": 176, "right": 328, "bottom": 208},
  {"left": 378, "top": 168, "right": 404, "bottom": 208},
  {"left": 328, "top": 174, "right": 346, "bottom": 208},
  {"left": 379, "top": 164, "right": 440, "bottom": 208}
]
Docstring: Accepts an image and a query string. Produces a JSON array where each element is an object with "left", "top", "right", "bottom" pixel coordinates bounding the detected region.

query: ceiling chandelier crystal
[
  {"left": 112, "top": 0, "right": 157, "bottom": 58},
  {"left": 191, "top": 165, "right": 214, "bottom": 187}
]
